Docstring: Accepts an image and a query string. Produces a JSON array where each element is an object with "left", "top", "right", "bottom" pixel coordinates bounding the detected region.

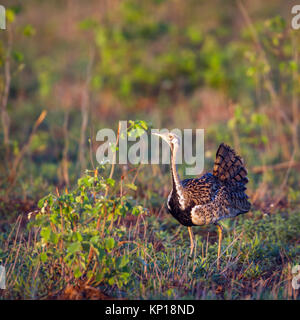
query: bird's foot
[{"left": 188, "top": 240, "right": 196, "bottom": 260}]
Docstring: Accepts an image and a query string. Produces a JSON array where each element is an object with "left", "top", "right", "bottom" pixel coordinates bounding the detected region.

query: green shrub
[{"left": 29, "top": 168, "right": 147, "bottom": 290}]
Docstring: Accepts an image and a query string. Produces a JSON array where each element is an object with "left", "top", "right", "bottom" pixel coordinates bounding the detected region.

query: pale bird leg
[
  {"left": 215, "top": 223, "right": 223, "bottom": 271},
  {"left": 188, "top": 226, "right": 195, "bottom": 258}
]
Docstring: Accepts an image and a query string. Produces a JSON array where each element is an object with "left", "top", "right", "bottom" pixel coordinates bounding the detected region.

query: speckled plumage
[{"left": 167, "top": 143, "right": 251, "bottom": 227}]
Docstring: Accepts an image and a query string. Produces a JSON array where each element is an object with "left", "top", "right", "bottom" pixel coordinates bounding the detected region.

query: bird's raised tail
[
  {"left": 213, "top": 143, "right": 249, "bottom": 186},
  {"left": 213, "top": 143, "right": 251, "bottom": 214}
]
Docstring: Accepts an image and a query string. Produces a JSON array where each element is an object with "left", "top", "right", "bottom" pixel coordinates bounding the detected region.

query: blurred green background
[{"left": 0, "top": 0, "right": 299, "bottom": 205}]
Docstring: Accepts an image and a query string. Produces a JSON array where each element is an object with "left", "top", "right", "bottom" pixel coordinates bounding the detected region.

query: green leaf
[
  {"left": 95, "top": 271, "right": 104, "bottom": 283},
  {"left": 37, "top": 194, "right": 53, "bottom": 209},
  {"left": 40, "top": 252, "right": 48, "bottom": 263},
  {"left": 106, "top": 178, "right": 115, "bottom": 187},
  {"left": 67, "top": 242, "right": 82, "bottom": 254},
  {"left": 87, "top": 270, "right": 94, "bottom": 280},
  {"left": 49, "top": 213, "right": 59, "bottom": 225},
  {"left": 40, "top": 227, "right": 51, "bottom": 242},
  {"left": 90, "top": 236, "right": 100, "bottom": 244},
  {"left": 78, "top": 233, "right": 83, "bottom": 242},
  {"left": 120, "top": 272, "right": 130, "bottom": 282},
  {"left": 139, "top": 120, "right": 148, "bottom": 130},
  {"left": 105, "top": 238, "right": 115, "bottom": 251},
  {"left": 132, "top": 206, "right": 143, "bottom": 216},
  {"left": 126, "top": 183, "right": 137, "bottom": 191},
  {"left": 78, "top": 176, "right": 92, "bottom": 187},
  {"left": 116, "top": 255, "right": 129, "bottom": 269},
  {"left": 74, "top": 266, "right": 82, "bottom": 279},
  {"left": 50, "top": 232, "right": 59, "bottom": 245},
  {"left": 38, "top": 196, "right": 47, "bottom": 209}
]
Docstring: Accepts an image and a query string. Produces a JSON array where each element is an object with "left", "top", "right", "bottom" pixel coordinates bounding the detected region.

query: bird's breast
[{"left": 167, "top": 193, "right": 195, "bottom": 227}]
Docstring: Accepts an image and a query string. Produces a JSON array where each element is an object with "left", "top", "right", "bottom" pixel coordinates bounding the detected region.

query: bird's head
[{"left": 152, "top": 132, "right": 180, "bottom": 148}]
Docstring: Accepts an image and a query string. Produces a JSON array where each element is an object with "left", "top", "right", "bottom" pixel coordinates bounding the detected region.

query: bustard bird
[{"left": 153, "top": 132, "right": 251, "bottom": 269}]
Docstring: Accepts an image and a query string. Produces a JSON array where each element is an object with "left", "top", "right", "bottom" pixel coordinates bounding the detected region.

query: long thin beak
[
  {"left": 152, "top": 132, "right": 169, "bottom": 144},
  {"left": 152, "top": 132, "right": 162, "bottom": 138}
]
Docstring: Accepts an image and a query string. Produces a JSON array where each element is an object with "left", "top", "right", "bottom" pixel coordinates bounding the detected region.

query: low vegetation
[
  {"left": 1, "top": 166, "right": 299, "bottom": 299},
  {"left": 0, "top": 1, "right": 299, "bottom": 300}
]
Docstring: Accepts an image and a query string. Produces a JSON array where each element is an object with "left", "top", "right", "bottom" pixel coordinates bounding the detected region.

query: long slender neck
[
  {"left": 170, "top": 143, "right": 181, "bottom": 187},
  {"left": 170, "top": 143, "right": 185, "bottom": 205}
]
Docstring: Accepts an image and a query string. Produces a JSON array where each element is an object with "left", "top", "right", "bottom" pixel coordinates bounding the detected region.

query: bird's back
[{"left": 178, "top": 143, "right": 251, "bottom": 226}]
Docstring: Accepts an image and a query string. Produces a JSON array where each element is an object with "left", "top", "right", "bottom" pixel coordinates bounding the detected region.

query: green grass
[{"left": 1, "top": 170, "right": 299, "bottom": 300}]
